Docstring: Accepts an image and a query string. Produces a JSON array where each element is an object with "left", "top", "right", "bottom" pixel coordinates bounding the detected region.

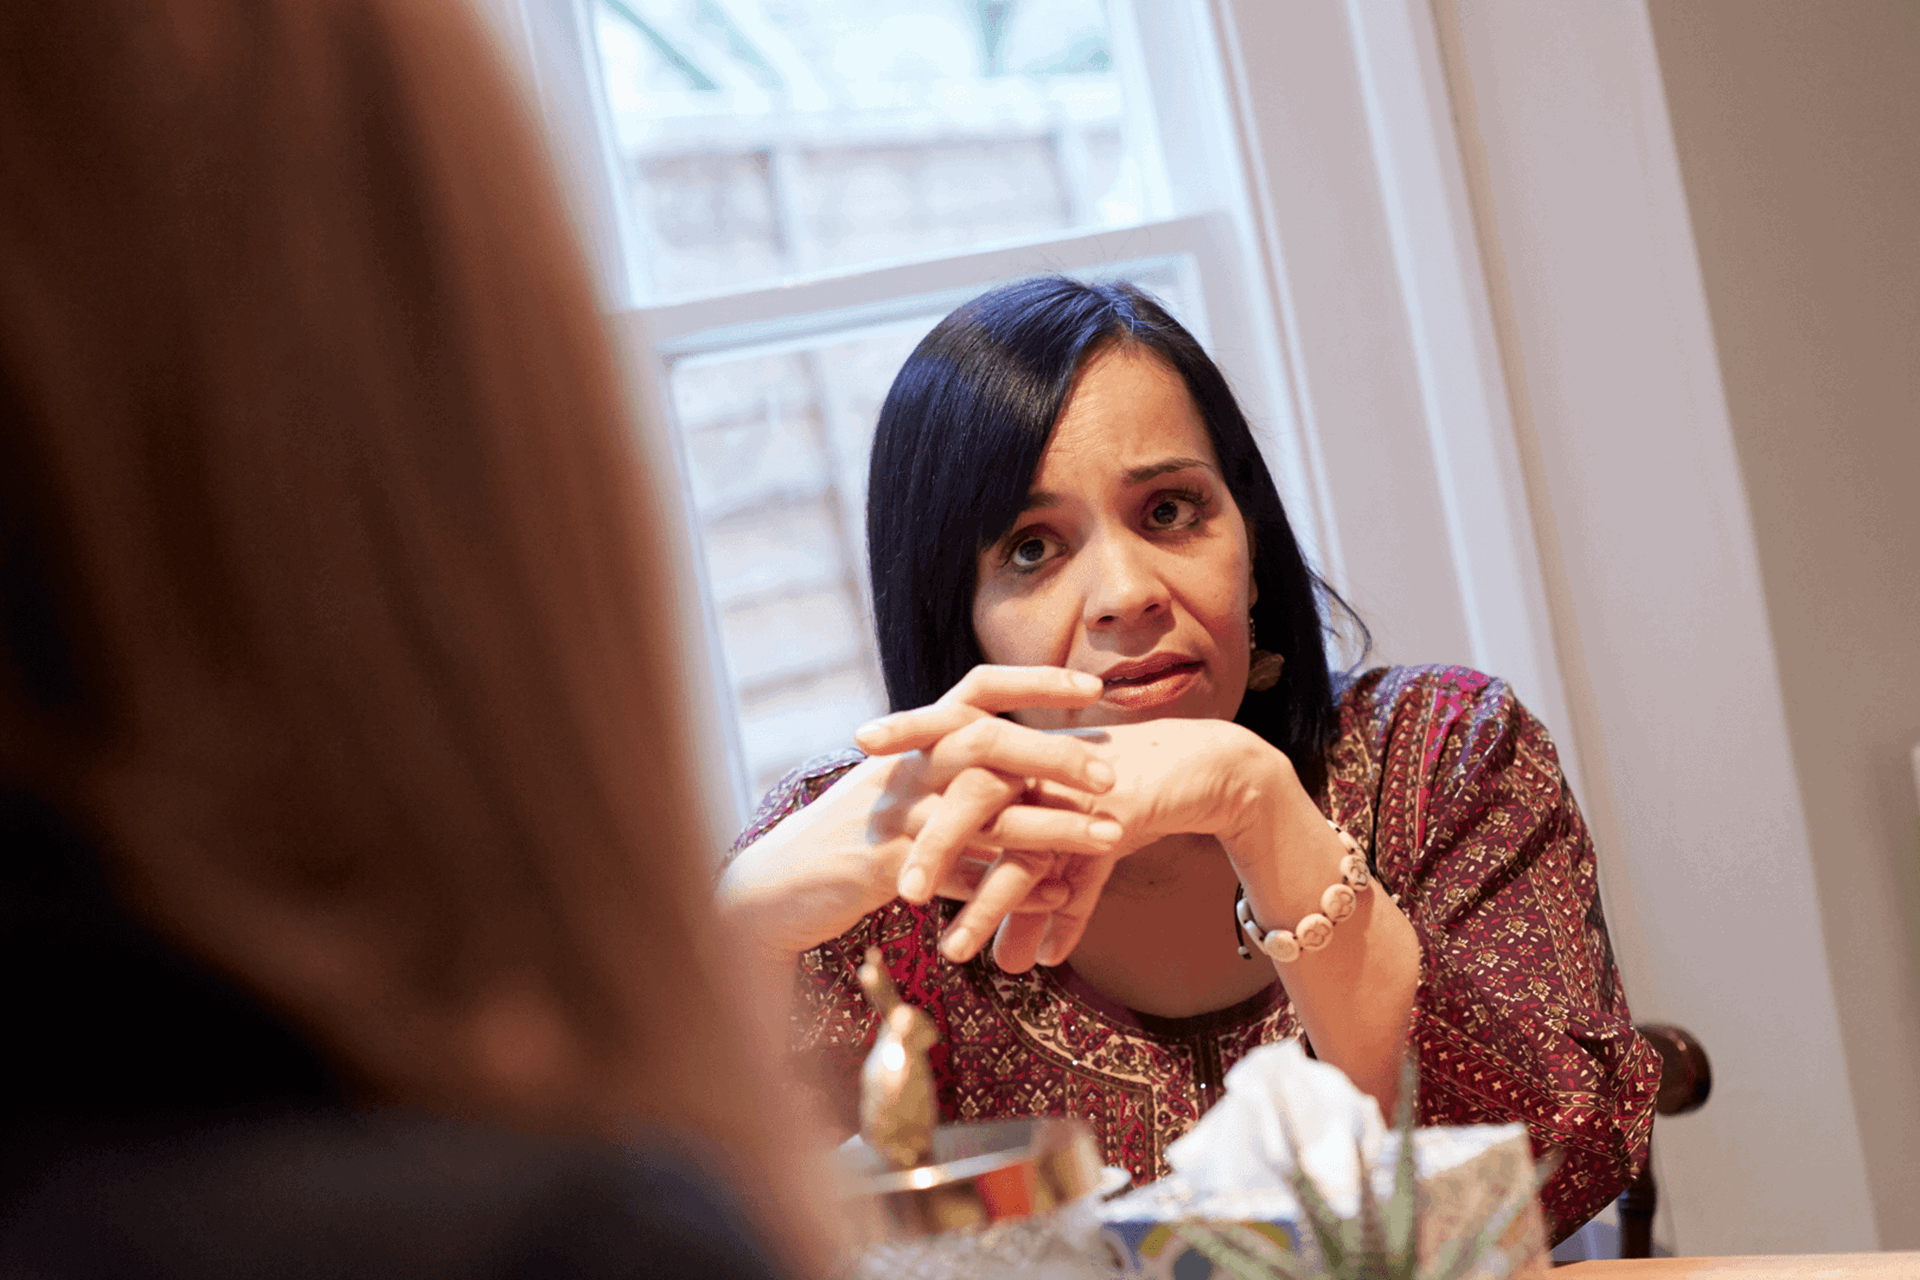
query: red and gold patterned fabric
[{"left": 731, "top": 666, "right": 1660, "bottom": 1242}]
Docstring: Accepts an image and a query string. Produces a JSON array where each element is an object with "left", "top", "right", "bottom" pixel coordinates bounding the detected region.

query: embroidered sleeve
[
  {"left": 727, "top": 751, "right": 938, "bottom": 1134},
  {"left": 726, "top": 749, "right": 865, "bottom": 861},
  {"left": 1380, "top": 669, "right": 1661, "bottom": 1242}
]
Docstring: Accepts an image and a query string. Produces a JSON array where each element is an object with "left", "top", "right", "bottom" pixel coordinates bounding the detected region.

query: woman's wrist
[
  {"left": 1216, "top": 737, "right": 1315, "bottom": 871},
  {"left": 715, "top": 833, "right": 851, "bottom": 959},
  {"left": 1218, "top": 748, "right": 1421, "bottom": 1113},
  {"left": 716, "top": 859, "right": 784, "bottom": 945},
  {"left": 1217, "top": 742, "right": 1351, "bottom": 933}
]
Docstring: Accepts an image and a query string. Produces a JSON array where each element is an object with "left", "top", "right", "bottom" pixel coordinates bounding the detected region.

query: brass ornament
[
  {"left": 1247, "top": 649, "right": 1285, "bottom": 692},
  {"left": 856, "top": 947, "right": 938, "bottom": 1171},
  {"left": 843, "top": 948, "right": 1109, "bottom": 1243},
  {"left": 1247, "top": 616, "right": 1285, "bottom": 692}
]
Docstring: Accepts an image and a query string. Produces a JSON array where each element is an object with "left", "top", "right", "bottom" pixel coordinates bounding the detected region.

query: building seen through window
[{"left": 593, "top": 0, "right": 1139, "bottom": 300}]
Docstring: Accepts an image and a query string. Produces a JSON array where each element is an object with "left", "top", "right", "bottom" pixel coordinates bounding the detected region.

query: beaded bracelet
[{"left": 1235, "top": 819, "right": 1373, "bottom": 963}]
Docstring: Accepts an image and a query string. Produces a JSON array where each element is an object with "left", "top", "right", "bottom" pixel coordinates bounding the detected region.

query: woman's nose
[{"left": 1081, "top": 533, "right": 1172, "bottom": 629}]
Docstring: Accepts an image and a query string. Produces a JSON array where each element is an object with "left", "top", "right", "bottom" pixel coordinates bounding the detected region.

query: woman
[
  {"left": 0, "top": 1, "right": 826, "bottom": 1275},
  {"left": 720, "top": 277, "right": 1661, "bottom": 1242}
]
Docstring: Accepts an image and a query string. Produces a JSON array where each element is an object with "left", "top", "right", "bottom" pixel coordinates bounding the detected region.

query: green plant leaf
[
  {"left": 1275, "top": 1098, "right": 1351, "bottom": 1279},
  {"left": 1419, "top": 1144, "right": 1563, "bottom": 1280},
  {"left": 1385, "top": 1051, "right": 1420, "bottom": 1277},
  {"left": 1351, "top": 1137, "right": 1393, "bottom": 1279},
  {"left": 1175, "top": 1219, "right": 1324, "bottom": 1280}
]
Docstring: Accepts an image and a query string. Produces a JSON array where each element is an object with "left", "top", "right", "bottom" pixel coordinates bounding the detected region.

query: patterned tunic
[{"left": 731, "top": 666, "right": 1660, "bottom": 1242}]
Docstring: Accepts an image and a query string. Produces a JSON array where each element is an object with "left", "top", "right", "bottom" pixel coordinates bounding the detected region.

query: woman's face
[{"left": 972, "top": 343, "right": 1254, "bottom": 730}]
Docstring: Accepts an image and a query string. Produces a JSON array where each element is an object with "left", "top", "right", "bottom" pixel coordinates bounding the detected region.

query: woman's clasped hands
[{"left": 720, "top": 664, "right": 1285, "bottom": 976}]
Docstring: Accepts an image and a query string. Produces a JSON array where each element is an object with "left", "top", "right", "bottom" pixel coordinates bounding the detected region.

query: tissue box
[{"left": 1094, "top": 1124, "right": 1547, "bottom": 1280}]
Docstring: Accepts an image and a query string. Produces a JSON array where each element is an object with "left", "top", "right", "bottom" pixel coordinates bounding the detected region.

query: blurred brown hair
[{"left": 0, "top": 0, "right": 824, "bottom": 1268}]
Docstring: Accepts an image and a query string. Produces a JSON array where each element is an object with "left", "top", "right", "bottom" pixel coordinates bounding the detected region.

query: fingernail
[
  {"left": 1089, "top": 819, "right": 1123, "bottom": 845},
  {"left": 1084, "top": 759, "right": 1115, "bottom": 789},
  {"left": 941, "top": 926, "right": 974, "bottom": 961},
  {"left": 1038, "top": 938, "right": 1065, "bottom": 966},
  {"left": 1070, "top": 671, "right": 1102, "bottom": 694},
  {"left": 898, "top": 866, "right": 929, "bottom": 901},
  {"left": 854, "top": 718, "right": 888, "bottom": 745}
]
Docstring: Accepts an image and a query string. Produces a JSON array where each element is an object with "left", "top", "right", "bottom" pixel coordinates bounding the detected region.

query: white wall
[
  {"left": 1646, "top": 0, "right": 1920, "bottom": 1248},
  {"left": 1210, "top": 0, "right": 1579, "bottom": 750},
  {"left": 1428, "top": 0, "right": 1881, "bottom": 1254},
  {"left": 1204, "top": 1, "right": 1905, "bottom": 1248},
  {"left": 1212, "top": 0, "right": 1473, "bottom": 676}
]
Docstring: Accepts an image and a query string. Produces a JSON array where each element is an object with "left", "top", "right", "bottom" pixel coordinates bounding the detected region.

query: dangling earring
[{"left": 1247, "top": 617, "right": 1284, "bottom": 692}]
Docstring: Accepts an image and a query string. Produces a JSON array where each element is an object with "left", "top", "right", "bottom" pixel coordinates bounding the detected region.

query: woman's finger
[
  {"left": 896, "top": 787, "right": 1121, "bottom": 907},
  {"left": 944, "top": 664, "right": 1104, "bottom": 714},
  {"left": 989, "top": 910, "right": 1053, "bottom": 974},
  {"left": 976, "top": 805, "right": 1123, "bottom": 855},
  {"left": 855, "top": 666, "right": 1102, "bottom": 754},
  {"left": 904, "top": 791, "right": 1120, "bottom": 856},
  {"left": 1032, "top": 856, "right": 1120, "bottom": 967},
  {"left": 1021, "top": 773, "right": 1107, "bottom": 817},
  {"left": 896, "top": 767, "right": 1023, "bottom": 902},
  {"left": 938, "top": 848, "right": 1057, "bottom": 962},
  {"left": 937, "top": 861, "right": 1072, "bottom": 915},
  {"left": 923, "top": 715, "right": 1114, "bottom": 793},
  {"left": 855, "top": 701, "right": 986, "bottom": 757}
]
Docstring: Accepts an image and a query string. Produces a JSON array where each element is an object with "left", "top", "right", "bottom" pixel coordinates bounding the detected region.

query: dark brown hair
[
  {"left": 0, "top": 0, "right": 824, "bottom": 1268},
  {"left": 868, "top": 276, "right": 1365, "bottom": 796}
]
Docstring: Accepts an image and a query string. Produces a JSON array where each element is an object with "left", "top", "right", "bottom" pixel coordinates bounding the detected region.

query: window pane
[
  {"left": 672, "top": 318, "right": 927, "bottom": 795},
  {"left": 592, "top": 0, "right": 1155, "bottom": 301},
  {"left": 671, "top": 262, "right": 1199, "bottom": 796}
]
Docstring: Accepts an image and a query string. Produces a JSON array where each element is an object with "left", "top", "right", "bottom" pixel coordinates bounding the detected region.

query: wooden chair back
[{"left": 1618, "top": 1023, "right": 1713, "bottom": 1258}]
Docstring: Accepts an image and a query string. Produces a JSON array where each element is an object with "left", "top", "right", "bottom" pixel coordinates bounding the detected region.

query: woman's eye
[
  {"left": 1146, "top": 496, "right": 1199, "bottom": 529},
  {"left": 1009, "top": 536, "right": 1050, "bottom": 568}
]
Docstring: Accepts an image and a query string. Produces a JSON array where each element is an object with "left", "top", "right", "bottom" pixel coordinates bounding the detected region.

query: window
[
  {"left": 507, "top": 0, "right": 1310, "bottom": 819},
  {"left": 591, "top": 0, "right": 1150, "bottom": 301}
]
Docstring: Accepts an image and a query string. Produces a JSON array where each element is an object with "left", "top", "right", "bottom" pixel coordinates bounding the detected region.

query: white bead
[
  {"left": 1295, "top": 913, "right": 1334, "bottom": 951},
  {"left": 1340, "top": 853, "right": 1371, "bottom": 891},
  {"left": 1264, "top": 930, "right": 1302, "bottom": 963},
  {"left": 1321, "top": 882, "right": 1357, "bottom": 922}
]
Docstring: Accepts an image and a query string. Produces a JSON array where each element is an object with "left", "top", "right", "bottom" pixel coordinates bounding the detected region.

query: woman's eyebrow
[
  {"left": 1124, "top": 456, "right": 1216, "bottom": 484},
  {"left": 1018, "top": 457, "right": 1217, "bottom": 513}
]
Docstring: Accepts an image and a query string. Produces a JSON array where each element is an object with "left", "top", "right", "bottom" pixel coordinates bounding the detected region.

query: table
[{"left": 1558, "top": 1255, "right": 1920, "bottom": 1277}]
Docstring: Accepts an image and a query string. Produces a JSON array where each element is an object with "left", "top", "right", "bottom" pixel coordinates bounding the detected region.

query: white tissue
[{"left": 1163, "top": 1039, "right": 1387, "bottom": 1215}]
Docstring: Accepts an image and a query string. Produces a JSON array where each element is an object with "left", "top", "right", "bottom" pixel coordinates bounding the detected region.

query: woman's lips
[{"left": 1100, "top": 660, "right": 1204, "bottom": 712}]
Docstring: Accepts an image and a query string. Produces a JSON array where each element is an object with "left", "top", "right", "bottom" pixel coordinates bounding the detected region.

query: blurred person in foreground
[{"left": 0, "top": 1, "right": 830, "bottom": 1276}]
